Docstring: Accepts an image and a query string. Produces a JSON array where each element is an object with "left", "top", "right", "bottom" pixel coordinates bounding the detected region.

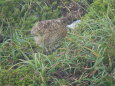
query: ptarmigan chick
[
  {"left": 31, "top": 18, "right": 67, "bottom": 54},
  {"left": 31, "top": 2, "right": 85, "bottom": 54}
]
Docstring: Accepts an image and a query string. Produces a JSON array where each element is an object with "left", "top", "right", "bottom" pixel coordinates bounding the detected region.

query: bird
[
  {"left": 31, "top": 18, "right": 67, "bottom": 54},
  {"left": 31, "top": 2, "right": 85, "bottom": 54}
]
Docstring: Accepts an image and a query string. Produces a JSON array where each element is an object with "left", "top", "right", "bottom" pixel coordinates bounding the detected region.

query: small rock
[{"left": 66, "top": 20, "right": 81, "bottom": 29}]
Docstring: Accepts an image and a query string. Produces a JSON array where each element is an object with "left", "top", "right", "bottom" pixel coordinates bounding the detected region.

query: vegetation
[{"left": 0, "top": 0, "right": 115, "bottom": 85}]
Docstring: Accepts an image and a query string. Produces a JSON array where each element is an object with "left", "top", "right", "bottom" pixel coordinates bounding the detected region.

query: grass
[{"left": 0, "top": 0, "right": 115, "bottom": 86}]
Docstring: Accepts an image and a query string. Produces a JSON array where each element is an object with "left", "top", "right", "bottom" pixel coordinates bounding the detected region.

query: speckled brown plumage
[
  {"left": 31, "top": 2, "right": 85, "bottom": 54},
  {"left": 31, "top": 18, "right": 67, "bottom": 54}
]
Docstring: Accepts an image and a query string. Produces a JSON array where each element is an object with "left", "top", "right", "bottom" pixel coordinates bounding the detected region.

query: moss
[
  {"left": 0, "top": 67, "right": 50, "bottom": 85},
  {"left": 83, "top": 0, "right": 115, "bottom": 19}
]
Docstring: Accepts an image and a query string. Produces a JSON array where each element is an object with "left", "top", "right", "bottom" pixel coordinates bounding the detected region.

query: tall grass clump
[{"left": 0, "top": 0, "right": 115, "bottom": 85}]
